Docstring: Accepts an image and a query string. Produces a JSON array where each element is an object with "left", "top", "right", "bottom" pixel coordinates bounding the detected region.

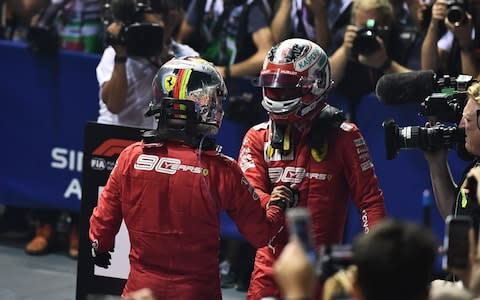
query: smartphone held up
[{"left": 443, "top": 215, "right": 472, "bottom": 270}]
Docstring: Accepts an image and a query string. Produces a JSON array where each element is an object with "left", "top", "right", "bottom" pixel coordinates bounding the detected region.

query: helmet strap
[
  {"left": 143, "top": 98, "right": 218, "bottom": 150},
  {"left": 145, "top": 98, "right": 198, "bottom": 121},
  {"left": 142, "top": 128, "right": 218, "bottom": 150},
  {"left": 270, "top": 122, "right": 292, "bottom": 154}
]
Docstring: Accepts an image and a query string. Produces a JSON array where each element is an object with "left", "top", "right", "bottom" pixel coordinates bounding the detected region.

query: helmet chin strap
[
  {"left": 267, "top": 95, "right": 328, "bottom": 154},
  {"left": 142, "top": 127, "right": 218, "bottom": 150},
  {"left": 269, "top": 121, "right": 292, "bottom": 157},
  {"left": 298, "top": 95, "right": 326, "bottom": 118},
  {"left": 143, "top": 98, "right": 218, "bottom": 150}
]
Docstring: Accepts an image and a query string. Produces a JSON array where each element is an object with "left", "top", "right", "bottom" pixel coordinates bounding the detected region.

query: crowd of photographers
[{"left": 2, "top": 0, "right": 480, "bottom": 299}]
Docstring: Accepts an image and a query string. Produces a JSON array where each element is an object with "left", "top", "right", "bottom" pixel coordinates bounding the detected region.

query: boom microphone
[{"left": 375, "top": 70, "right": 436, "bottom": 105}]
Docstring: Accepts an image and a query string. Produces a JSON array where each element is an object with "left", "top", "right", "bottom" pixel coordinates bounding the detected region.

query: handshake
[{"left": 267, "top": 184, "right": 300, "bottom": 211}]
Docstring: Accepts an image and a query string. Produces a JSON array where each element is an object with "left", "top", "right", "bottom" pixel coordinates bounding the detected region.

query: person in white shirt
[{"left": 97, "top": 1, "right": 197, "bottom": 129}]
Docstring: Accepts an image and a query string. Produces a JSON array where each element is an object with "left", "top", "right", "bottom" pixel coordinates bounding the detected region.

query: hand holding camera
[
  {"left": 427, "top": 0, "right": 473, "bottom": 46},
  {"left": 103, "top": 0, "right": 164, "bottom": 58},
  {"left": 350, "top": 19, "right": 390, "bottom": 69},
  {"left": 105, "top": 22, "right": 127, "bottom": 56}
]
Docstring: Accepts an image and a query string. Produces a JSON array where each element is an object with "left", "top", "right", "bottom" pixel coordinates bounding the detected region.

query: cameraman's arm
[
  {"left": 304, "top": 0, "right": 331, "bottom": 50},
  {"left": 217, "top": 26, "right": 274, "bottom": 78},
  {"left": 100, "top": 23, "right": 128, "bottom": 114},
  {"left": 175, "top": 0, "right": 200, "bottom": 44},
  {"left": 330, "top": 25, "right": 357, "bottom": 84},
  {"left": 176, "top": 19, "right": 194, "bottom": 44},
  {"left": 425, "top": 148, "right": 457, "bottom": 219},
  {"left": 421, "top": 0, "right": 446, "bottom": 71},
  {"left": 270, "top": 0, "right": 293, "bottom": 44},
  {"left": 446, "top": 13, "right": 478, "bottom": 77}
]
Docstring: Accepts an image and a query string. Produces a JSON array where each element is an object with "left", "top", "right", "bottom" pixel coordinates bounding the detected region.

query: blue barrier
[
  {"left": 0, "top": 40, "right": 99, "bottom": 211},
  {"left": 0, "top": 39, "right": 470, "bottom": 244}
]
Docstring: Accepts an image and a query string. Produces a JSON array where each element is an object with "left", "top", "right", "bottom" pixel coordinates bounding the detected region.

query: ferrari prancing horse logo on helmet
[{"left": 163, "top": 75, "right": 177, "bottom": 92}]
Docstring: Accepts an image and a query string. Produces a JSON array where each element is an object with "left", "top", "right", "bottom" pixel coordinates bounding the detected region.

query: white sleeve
[
  {"left": 437, "top": 31, "right": 454, "bottom": 52},
  {"left": 96, "top": 46, "right": 116, "bottom": 88}
]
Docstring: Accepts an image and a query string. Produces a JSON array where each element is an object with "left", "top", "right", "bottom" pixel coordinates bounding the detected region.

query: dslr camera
[
  {"left": 446, "top": 0, "right": 467, "bottom": 26},
  {"left": 103, "top": 0, "right": 164, "bottom": 57},
  {"left": 352, "top": 19, "right": 389, "bottom": 56},
  {"left": 383, "top": 74, "right": 474, "bottom": 160}
]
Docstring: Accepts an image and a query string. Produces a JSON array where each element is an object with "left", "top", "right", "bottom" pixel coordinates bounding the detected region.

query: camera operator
[
  {"left": 423, "top": 166, "right": 480, "bottom": 299},
  {"left": 328, "top": 0, "right": 418, "bottom": 121},
  {"left": 421, "top": 0, "right": 479, "bottom": 78},
  {"left": 97, "top": 0, "right": 197, "bottom": 129},
  {"left": 424, "top": 81, "right": 480, "bottom": 220}
]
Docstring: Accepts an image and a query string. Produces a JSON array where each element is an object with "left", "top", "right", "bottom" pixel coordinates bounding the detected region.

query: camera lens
[
  {"left": 446, "top": 0, "right": 466, "bottom": 25},
  {"left": 447, "top": 7, "right": 466, "bottom": 25},
  {"left": 383, "top": 119, "right": 459, "bottom": 160}
]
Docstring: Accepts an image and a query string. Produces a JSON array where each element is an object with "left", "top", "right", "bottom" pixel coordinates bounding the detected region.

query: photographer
[
  {"left": 328, "top": 0, "right": 417, "bottom": 121},
  {"left": 97, "top": 0, "right": 197, "bottom": 129},
  {"left": 421, "top": 0, "right": 479, "bottom": 78},
  {"left": 424, "top": 81, "right": 480, "bottom": 220}
]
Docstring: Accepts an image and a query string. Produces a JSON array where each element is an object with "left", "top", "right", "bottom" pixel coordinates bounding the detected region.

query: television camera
[
  {"left": 377, "top": 71, "right": 474, "bottom": 160},
  {"left": 103, "top": 0, "right": 164, "bottom": 57}
]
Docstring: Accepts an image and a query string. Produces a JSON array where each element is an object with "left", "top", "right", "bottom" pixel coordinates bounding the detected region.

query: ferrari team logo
[
  {"left": 311, "top": 143, "right": 328, "bottom": 162},
  {"left": 164, "top": 75, "right": 177, "bottom": 92}
]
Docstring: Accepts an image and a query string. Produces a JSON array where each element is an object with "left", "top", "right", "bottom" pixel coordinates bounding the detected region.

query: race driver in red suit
[
  {"left": 238, "top": 38, "right": 387, "bottom": 300},
  {"left": 89, "top": 57, "right": 290, "bottom": 300}
]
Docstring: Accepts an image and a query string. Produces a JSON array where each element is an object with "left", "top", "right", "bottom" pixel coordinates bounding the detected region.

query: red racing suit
[
  {"left": 238, "top": 119, "right": 386, "bottom": 299},
  {"left": 89, "top": 140, "right": 284, "bottom": 300}
]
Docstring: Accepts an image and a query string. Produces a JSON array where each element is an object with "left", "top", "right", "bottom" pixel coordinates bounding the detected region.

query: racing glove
[
  {"left": 267, "top": 199, "right": 287, "bottom": 211},
  {"left": 91, "top": 239, "right": 113, "bottom": 269}
]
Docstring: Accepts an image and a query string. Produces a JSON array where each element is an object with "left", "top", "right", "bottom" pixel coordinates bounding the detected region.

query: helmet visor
[
  {"left": 252, "top": 70, "right": 315, "bottom": 89},
  {"left": 254, "top": 70, "right": 313, "bottom": 100},
  {"left": 188, "top": 85, "right": 225, "bottom": 127}
]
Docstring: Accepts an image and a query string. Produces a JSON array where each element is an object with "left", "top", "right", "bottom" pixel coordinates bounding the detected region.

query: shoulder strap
[{"left": 307, "top": 105, "right": 346, "bottom": 151}]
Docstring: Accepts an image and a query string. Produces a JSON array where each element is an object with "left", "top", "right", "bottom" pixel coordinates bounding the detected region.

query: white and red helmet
[{"left": 255, "top": 38, "right": 333, "bottom": 123}]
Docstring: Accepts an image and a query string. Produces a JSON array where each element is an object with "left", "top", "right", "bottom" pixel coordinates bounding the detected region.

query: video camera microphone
[
  {"left": 375, "top": 70, "right": 436, "bottom": 105},
  {"left": 376, "top": 70, "right": 475, "bottom": 106}
]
